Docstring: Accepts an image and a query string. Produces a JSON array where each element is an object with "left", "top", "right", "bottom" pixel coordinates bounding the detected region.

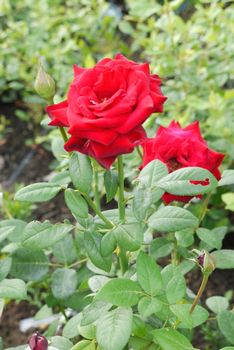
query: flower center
[{"left": 167, "top": 158, "right": 181, "bottom": 172}]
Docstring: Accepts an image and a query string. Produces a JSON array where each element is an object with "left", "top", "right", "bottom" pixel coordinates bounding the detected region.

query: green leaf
[
  {"left": 149, "top": 206, "right": 199, "bottom": 232},
  {"left": 150, "top": 238, "right": 173, "bottom": 260},
  {"left": 84, "top": 231, "right": 112, "bottom": 272},
  {"left": 71, "top": 340, "right": 95, "bottom": 350},
  {"left": 22, "top": 221, "right": 73, "bottom": 250},
  {"left": 219, "top": 348, "right": 234, "bottom": 350},
  {"left": 100, "top": 231, "right": 117, "bottom": 257},
  {"left": 196, "top": 226, "right": 227, "bottom": 250},
  {"left": 0, "top": 279, "right": 27, "bottom": 300},
  {"left": 219, "top": 170, "right": 234, "bottom": 186},
  {"left": 156, "top": 167, "right": 218, "bottom": 195},
  {"left": 218, "top": 310, "right": 234, "bottom": 344},
  {"left": 0, "top": 257, "right": 12, "bottom": 281},
  {"left": 138, "top": 160, "right": 168, "bottom": 188},
  {"left": 136, "top": 252, "right": 162, "bottom": 296},
  {"left": 133, "top": 187, "right": 152, "bottom": 220},
  {"left": 52, "top": 235, "right": 77, "bottom": 265},
  {"left": 138, "top": 297, "right": 163, "bottom": 318},
  {"left": 50, "top": 170, "right": 71, "bottom": 186},
  {"left": 222, "top": 193, "right": 234, "bottom": 211},
  {"left": 113, "top": 222, "right": 143, "bottom": 251},
  {"left": 81, "top": 301, "right": 111, "bottom": 326},
  {"left": 206, "top": 296, "right": 229, "bottom": 314},
  {"left": 96, "top": 278, "right": 141, "bottom": 307},
  {"left": 14, "top": 182, "right": 62, "bottom": 202},
  {"left": 96, "top": 307, "right": 133, "bottom": 350},
  {"left": 88, "top": 275, "right": 110, "bottom": 292},
  {"left": 166, "top": 273, "right": 186, "bottom": 304},
  {"left": 0, "top": 219, "right": 26, "bottom": 242},
  {"left": 104, "top": 170, "right": 118, "bottom": 202},
  {"left": 50, "top": 336, "right": 73, "bottom": 350},
  {"left": 65, "top": 189, "right": 88, "bottom": 218},
  {"left": 0, "top": 227, "right": 15, "bottom": 243},
  {"left": 62, "top": 313, "right": 82, "bottom": 339},
  {"left": 78, "top": 323, "right": 96, "bottom": 340},
  {"left": 152, "top": 328, "right": 196, "bottom": 350},
  {"left": 69, "top": 152, "right": 93, "bottom": 194},
  {"left": 175, "top": 230, "right": 194, "bottom": 248},
  {"left": 51, "top": 268, "right": 78, "bottom": 299},
  {"left": 11, "top": 248, "right": 49, "bottom": 281},
  {"left": 170, "top": 304, "right": 208, "bottom": 328},
  {"left": 211, "top": 250, "right": 234, "bottom": 269}
]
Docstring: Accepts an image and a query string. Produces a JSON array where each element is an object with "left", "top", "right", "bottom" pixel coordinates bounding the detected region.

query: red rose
[
  {"left": 46, "top": 54, "right": 166, "bottom": 168},
  {"left": 141, "top": 120, "right": 224, "bottom": 204},
  {"left": 29, "top": 332, "right": 48, "bottom": 350}
]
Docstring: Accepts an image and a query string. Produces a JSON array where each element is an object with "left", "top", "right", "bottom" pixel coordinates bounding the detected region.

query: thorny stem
[
  {"left": 199, "top": 191, "right": 212, "bottom": 224},
  {"left": 190, "top": 274, "right": 209, "bottom": 314},
  {"left": 82, "top": 192, "right": 114, "bottom": 229},
  {"left": 92, "top": 159, "right": 100, "bottom": 210},
  {"left": 117, "top": 156, "right": 128, "bottom": 274},
  {"left": 117, "top": 156, "right": 125, "bottom": 222},
  {"left": 59, "top": 126, "right": 68, "bottom": 143}
]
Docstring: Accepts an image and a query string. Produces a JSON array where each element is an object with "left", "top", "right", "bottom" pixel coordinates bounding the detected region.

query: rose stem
[
  {"left": 117, "top": 155, "right": 128, "bottom": 274},
  {"left": 59, "top": 126, "right": 68, "bottom": 143},
  {"left": 189, "top": 274, "right": 209, "bottom": 314},
  {"left": 92, "top": 159, "right": 100, "bottom": 210},
  {"left": 117, "top": 155, "right": 125, "bottom": 222},
  {"left": 82, "top": 192, "right": 114, "bottom": 229}
]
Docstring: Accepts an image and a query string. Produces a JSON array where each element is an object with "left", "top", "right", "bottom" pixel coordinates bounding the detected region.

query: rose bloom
[
  {"left": 47, "top": 54, "right": 166, "bottom": 168},
  {"left": 29, "top": 332, "right": 48, "bottom": 350},
  {"left": 141, "top": 120, "right": 224, "bottom": 204}
]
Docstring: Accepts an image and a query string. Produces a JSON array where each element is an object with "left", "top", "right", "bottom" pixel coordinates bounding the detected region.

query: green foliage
[{"left": 1, "top": 1, "right": 234, "bottom": 349}]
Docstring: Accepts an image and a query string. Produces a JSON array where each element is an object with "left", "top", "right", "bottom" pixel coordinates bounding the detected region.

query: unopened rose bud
[
  {"left": 197, "top": 250, "right": 215, "bottom": 275},
  {"left": 34, "top": 62, "right": 55, "bottom": 100},
  {"left": 29, "top": 332, "right": 48, "bottom": 350}
]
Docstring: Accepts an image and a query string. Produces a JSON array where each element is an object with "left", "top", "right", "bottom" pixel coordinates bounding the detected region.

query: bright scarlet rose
[
  {"left": 141, "top": 120, "right": 224, "bottom": 204},
  {"left": 46, "top": 54, "right": 166, "bottom": 168}
]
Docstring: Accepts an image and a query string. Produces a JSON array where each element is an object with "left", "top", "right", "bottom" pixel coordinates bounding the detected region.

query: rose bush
[
  {"left": 141, "top": 120, "right": 224, "bottom": 204},
  {"left": 46, "top": 54, "right": 166, "bottom": 168},
  {"left": 1, "top": 56, "right": 234, "bottom": 350}
]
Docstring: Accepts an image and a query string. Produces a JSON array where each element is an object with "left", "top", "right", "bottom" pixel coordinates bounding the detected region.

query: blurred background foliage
[
  {"left": 1, "top": 0, "right": 233, "bottom": 160},
  {"left": 0, "top": 0, "right": 234, "bottom": 199}
]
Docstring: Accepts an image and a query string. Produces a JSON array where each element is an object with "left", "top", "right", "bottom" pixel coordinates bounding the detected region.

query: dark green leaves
[
  {"left": 0, "top": 279, "right": 27, "bottom": 300},
  {"left": 96, "top": 278, "right": 141, "bottom": 307},
  {"left": 211, "top": 250, "right": 234, "bottom": 269},
  {"left": 69, "top": 152, "right": 93, "bottom": 193},
  {"left": 219, "top": 170, "right": 234, "bottom": 186},
  {"left": 152, "top": 328, "right": 196, "bottom": 350},
  {"left": 138, "top": 160, "right": 168, "bottom": 188},
  {"left": 22, "top": 221, "right": 73, "bottom": 250},
  {"left": 149, "top": 206, "right": 198, "bottom": 232},
  {"left": 136, "top": 252, "right": 162, "bottom": 296},
  {"left": 15, "top": 182, "right": 62, "bottom": 202},
  {"left": 218, "top": 310, "right": 234, "bottom": 344},
  {"left": 156, "top": 167, "right": 218, "bottom": 195},
  {"left": 51, "top": 268, "right": 78, "bottom": 299},
  {"left": 104, "top": 170, "right": 118, "bottom": 202},
  {"left": 84, "top": 231, "right": 112, "bottom": 272},
  {"left": 11, "top": 248, "right": 49, "bottom": 281},
  {"left": 65, "top": 189, "right": 89, "bottom": 218},
  {"left": 96, "top": 307, "right": 133, "bottom": 350}
]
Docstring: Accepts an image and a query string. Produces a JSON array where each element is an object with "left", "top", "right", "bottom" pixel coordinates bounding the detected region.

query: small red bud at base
[{"left": 29, "top": 332, "right": 48, "bottom": 350}]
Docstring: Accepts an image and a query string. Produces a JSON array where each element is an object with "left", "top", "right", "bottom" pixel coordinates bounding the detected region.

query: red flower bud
[{"left": 29, "top": 332, "right": 48, "bottom": 350}]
